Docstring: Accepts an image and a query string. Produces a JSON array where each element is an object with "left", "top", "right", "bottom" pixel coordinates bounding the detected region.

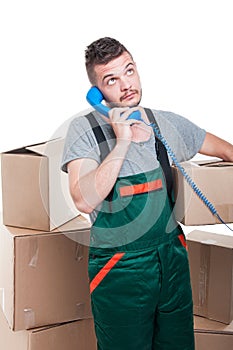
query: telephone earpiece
[{"left": 86, "top": 86, "right": 142, "bottom": 121}]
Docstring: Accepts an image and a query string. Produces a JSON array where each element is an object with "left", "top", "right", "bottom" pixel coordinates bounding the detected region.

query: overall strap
[
  {"left": 85, "top": 112, "right": 110, "bottom": 161},
  {"left": 85, "top": 112, "right": 113, "bottom": 202},
  {"left": 144, "top": 108, "right": 174, "bottom": 201}
]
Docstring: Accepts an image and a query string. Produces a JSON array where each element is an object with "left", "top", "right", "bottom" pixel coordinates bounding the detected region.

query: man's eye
[
  {"left": 127, "top": 69, "right": 134, "bottom": 76},
  {"left": 108, "top": 78, "right": 116, "bottom": 86}
]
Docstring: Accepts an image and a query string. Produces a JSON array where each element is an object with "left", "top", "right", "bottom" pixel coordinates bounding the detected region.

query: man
[{"left": 61, "top": 37, "right": 233, "bottom": 350}]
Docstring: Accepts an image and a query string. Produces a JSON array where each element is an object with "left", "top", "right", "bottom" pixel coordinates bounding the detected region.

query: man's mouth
[{"left": 121, "top": 90, "right": 137, "bottom": 102}]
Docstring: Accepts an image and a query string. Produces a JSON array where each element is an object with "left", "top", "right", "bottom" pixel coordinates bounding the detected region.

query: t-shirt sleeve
[
  {"left": 155, "top": 110, "right": 206, "bottom": 163},
  {"left": 61, "top": 115, "right": 101, "bottom": 173}
]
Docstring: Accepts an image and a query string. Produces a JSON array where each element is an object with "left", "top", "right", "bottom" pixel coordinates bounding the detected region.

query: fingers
[
  {"left": 109, "top": 106, "right": 145, "bottom": 124},
  {"left": 108, "top": 107, "right": 129, "bottom": 122}
]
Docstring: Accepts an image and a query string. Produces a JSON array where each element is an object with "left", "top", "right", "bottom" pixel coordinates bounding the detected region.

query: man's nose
[{"left": 120, "top": 77, "right": 132, "bottom": 91}]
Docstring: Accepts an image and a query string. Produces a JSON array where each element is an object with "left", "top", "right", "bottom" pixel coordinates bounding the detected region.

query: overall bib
[{"left": 88, "top": 165, "right": 194, "bottom": 350}]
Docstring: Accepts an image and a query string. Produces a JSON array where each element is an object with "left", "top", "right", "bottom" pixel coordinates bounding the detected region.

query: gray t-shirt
[
  {"left": 61, "top": 108, "right": 206, "bottom": 221},
  {"left": 61, "top": 108, "right": 205, "bottom": 172}
]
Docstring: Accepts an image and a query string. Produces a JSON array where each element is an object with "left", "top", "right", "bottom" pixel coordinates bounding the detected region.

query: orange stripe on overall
[
  {"left": 178, "top": 234, "right": 187, "bottom": 250},
  {"left": 119, "top": 179, "right": 163, "bottom": 197},
  {"left": 90, "top": 252, "right": 125, "bottom": 294}
]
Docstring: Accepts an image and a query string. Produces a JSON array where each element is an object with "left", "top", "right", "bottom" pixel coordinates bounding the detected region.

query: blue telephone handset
[
  {"left": 86, "top": 86, "right": 142, "bottom": 121},
  {"left": 86, "top": 86, "right": 232, "bottom": 231}
]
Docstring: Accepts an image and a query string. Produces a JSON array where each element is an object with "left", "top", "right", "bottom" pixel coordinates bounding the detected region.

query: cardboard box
[
  {"left": 173, "top": 159, "right": 233, "bottom": 225},
  {"left": 194, "top": 315, "right": 233, "bottom": 349},
  {"left": 187, "top": 230, "right": 233, "bottom": 324},
  {"left": 0, "top": 215, "right": 93, "bottom": 331},
  {"left": 0, "top": 307, "right": 97, "bottom": 350},
  {"left": 1, "top": 138, "right": 79, "bottom": 231}
]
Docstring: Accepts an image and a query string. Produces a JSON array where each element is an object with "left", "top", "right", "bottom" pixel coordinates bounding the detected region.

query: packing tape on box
[
  {"left": 75, "top": 243, "right": 84, "bottom": 262},
  {"left": 198, "top": 244, "right": 210, "bottom": 314},
  {"left": 24, "top": 308, "right": 35, "bottom": 329},
  {"left": 28, "top": 237, "right": 39, "bottom": 268}
]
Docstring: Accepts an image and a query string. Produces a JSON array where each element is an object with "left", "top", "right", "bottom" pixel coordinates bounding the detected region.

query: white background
[{"left": 1, "top": 0, "right": 233, "bottom": 235}]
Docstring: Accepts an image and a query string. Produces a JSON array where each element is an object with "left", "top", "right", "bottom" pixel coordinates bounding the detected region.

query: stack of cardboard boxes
[
  {"left": 173, "top": 159, "right": 233, "bottom": 349},
  {"left": 1, "top": 141, "right": 233, "bottom": 349},
  {"left": 0, "top": 139, "right": 97, "bottom": 350}
]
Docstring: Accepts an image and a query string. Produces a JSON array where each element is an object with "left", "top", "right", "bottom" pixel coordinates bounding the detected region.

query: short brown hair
[{"left": 85, "top": 37, "right": 132, "bottom": 84}]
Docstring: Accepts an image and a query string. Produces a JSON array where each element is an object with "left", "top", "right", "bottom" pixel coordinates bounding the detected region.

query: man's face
[{"left": 94, "top": 52, "right": 142, "bottom": 108}]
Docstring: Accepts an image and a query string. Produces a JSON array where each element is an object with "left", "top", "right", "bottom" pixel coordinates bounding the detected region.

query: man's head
[
  {"left": 85, "top": 37, "right": 142, "bottom": 108},
  {"left": 85, "top": 37, "right": 131, "bottom": 84}
]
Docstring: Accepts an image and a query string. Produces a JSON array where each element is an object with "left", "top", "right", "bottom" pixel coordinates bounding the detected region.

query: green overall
[
  {"left": 88, "top": 166, "right": 194, "bottom": 350},
  {"left": 87, "top": 112, "right": 194, "bottom": 350}
]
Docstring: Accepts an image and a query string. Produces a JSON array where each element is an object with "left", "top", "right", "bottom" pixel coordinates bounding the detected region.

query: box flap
[
  {"left": 203, "top": 161, "right": 233, "bottom": 167},
  {"left": 26, "top": 138, "right": 61, "bottom": 157},
  {"left": 1, "top": 139, "right": 61, "bottom": 157},
  {"left": 188, "top": 158, "right": 225, "bottom": 166},
  {"left": 0, "top": 214, "right": 91, "bottom": 239},
  {"left": 187, "top": 230, "right": 233, "bottom": 249},
  {"left": 194, "top": 316, "right": 233, "bottom": 335},
  {"left": 26, "top": 143, "right": 47, "bottom": 156},
  {"left": 1, "top": 141, "right": 47, "bottom": 155},
  {"left": 184, "top": 159, "right": 233, "bottom": 168}
]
